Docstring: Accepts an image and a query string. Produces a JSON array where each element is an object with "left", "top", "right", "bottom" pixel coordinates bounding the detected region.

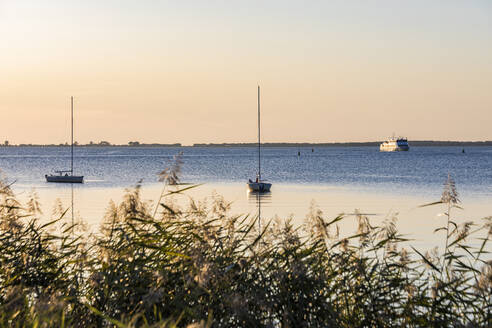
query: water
[
  {"left": 1, "top": 146, "right": 491, "bottom": 197},
  {"left": 0, "top": 146, "right": 491, "bottom": 250}
]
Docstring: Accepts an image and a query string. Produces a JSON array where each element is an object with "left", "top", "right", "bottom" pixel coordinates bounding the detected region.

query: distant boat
[
  {"left": 46, "top": 97, "right": 84, "bottom": 183},
  {"left": 380, "top": 136, "right": 409, "bottom": 152},
  {"left": 248, "top": 86, "right": 271, "bottom": 192}
]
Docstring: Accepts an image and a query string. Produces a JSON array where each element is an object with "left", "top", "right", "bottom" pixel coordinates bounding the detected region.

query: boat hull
[
  {"left": 379, "top": 145, "right": 409, "bottom": 152},
  {"left": 46, "top": 175, "right": 84, "bottom": 183},
  {"left": 247, "top": 182, "right": 272, "bottom": 192}
]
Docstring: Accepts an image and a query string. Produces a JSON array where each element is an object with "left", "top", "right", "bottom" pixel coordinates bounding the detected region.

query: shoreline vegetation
[
  {"left": 1, "top": 140, "right": 492, "bottom": 148},
  {"left": 0, "top": 155, "right": 490, "bottom": 327}
]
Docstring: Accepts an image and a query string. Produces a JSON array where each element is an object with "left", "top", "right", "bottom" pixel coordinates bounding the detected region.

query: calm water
[
  {"left": 0, "top": 146, "right": 491, "bottom": 250},
  {"left": 1, "top": 146, "right": 492, "bottom": 197}
]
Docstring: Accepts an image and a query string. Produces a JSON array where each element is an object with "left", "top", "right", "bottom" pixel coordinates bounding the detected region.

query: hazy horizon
[
  {"left": 4, "top": 139, "right": 492, "bottom": 147},
  {"left": 2, "top": 1, "right": 491, "bottom": 145}
]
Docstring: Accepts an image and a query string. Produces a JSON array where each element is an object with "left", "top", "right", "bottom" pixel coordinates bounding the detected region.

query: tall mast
[
  {"left": 257, "top": 85, "right": 261, "bottom": 180},
  {"left": 71, "top": 96, "right": 73, "bottom": 174}
]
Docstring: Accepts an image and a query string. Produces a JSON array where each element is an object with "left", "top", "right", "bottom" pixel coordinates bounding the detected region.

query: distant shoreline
[
  {"left": 1, "top": 141, "right": 492, "bottom": 148},
  {"left": 191, "top": 141, "right": 492, "bottom": 147}
]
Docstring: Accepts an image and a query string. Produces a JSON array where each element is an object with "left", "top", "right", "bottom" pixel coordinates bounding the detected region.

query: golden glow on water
[{"left": 15, "top": 182, "right": 492, "bottom": 250}]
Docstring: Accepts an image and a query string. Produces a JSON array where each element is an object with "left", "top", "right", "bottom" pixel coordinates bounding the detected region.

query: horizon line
[{"left": 2, "top": 140, "right": 492, "bottom": 147}]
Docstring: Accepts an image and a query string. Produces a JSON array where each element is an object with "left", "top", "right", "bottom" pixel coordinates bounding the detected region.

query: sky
[{"left": 1, "top": 0, "right": 491, "bottom": 145}]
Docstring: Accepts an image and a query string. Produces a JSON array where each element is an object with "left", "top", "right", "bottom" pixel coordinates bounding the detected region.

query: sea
[{"left": 1, "top": 145, "right": 491, "bottom": 250}]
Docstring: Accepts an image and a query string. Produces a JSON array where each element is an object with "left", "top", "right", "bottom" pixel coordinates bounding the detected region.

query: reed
[{"left": 0, "top": 164, "right": 490, "bottom": 327}]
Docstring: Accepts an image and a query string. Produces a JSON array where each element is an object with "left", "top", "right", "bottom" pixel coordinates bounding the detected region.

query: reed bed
[{"left": 0, "top": 160, "right": 490, "bottom": 327}]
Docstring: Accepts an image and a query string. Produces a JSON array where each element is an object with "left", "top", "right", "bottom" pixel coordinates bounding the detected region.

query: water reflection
[
  {"left": 70, "top": 183, "right": 75, "bottom": 236},
  {"left": 247, "top": 191, "right": 272, "bottom": 231},
  {"left": 247, "top": 190, "right": 272, "bottom": 205},
  {"left": 35, "top": 182, "right": 87, "bottom": 235}
]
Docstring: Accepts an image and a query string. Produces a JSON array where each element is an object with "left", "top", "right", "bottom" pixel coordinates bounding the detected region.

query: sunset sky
[{"left": 1, "top": 1, "right": 491, "bottom": 145}]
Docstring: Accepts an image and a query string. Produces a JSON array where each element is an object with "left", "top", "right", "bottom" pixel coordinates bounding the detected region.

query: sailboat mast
[
  {"left": 71, "top": 96, "right": 73, "bottom": 174},
  {"left": 257, "top": 85, "right": 261, "bottom": 180}
]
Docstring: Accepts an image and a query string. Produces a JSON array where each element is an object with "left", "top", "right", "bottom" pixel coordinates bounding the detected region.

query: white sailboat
[
  {"left": 247, "top": 86, "right": 272, "bottom": 192},
  {"left": 46, "top": 96, "right": 84, "bottom": 183}
]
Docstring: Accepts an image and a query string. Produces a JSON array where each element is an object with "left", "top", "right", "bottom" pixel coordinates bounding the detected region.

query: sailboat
[
  {"left": 45, "top": 96, "right": 84, "bottom": 183},
  {"left": 247, "top": 86, "right": 272, "bottom": 192}
]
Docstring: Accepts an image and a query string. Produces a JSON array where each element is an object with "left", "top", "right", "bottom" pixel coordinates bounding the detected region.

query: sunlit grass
[{"left": 0, "top": 161, "right": 490, "bottom": 327}]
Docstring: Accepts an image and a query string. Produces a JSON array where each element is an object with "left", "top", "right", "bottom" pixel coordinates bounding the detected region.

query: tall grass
[{"left": 0, "top": 163, "right": 490, "bottom": 327}]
